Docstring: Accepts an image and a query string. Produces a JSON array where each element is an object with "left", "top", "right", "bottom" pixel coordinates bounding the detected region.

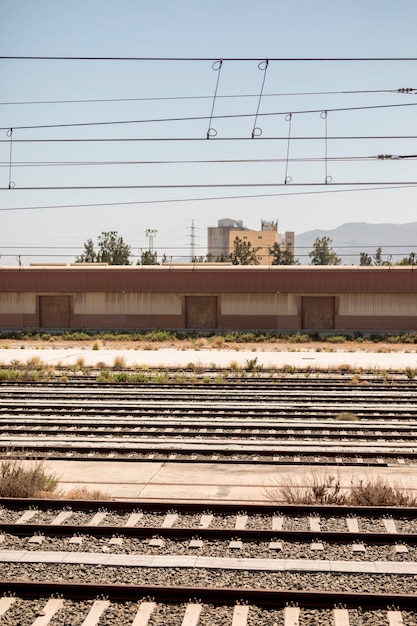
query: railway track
[
  {"left": 0, "top": 500, "right": 416, "bottom": 624},
  {"left": 0, "top": 380, "right": 416, "bottom": 465},
  {"left": 0, "top": 375, "right": 416, "bottom": 623}
]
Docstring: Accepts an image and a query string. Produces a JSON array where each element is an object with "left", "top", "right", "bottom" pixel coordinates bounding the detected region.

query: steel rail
[
  {"left": 2, "top": 404, "right": 416, "bottom": 416},
  {"left": 0, "top": 580, "right": 415, "bottom": 609},
  {"left": 0, "top": 423, "right": 415, "bottom": 441},
  {"left": 1, "top": 416, "right": 415, "bottom": 433},
  {"left": 2, "top": 523, "right": 417, "bottom": 545},
  {"left": 2, "top": 498, "right": 416, "bottom": 517},
  {"left": 1, "top": 443, "right": 415, "bottom": 464},
  {"left": 1, "top": 377, "right": 416, "bottom": 390}
]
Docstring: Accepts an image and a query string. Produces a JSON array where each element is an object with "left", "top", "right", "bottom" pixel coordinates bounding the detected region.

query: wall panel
[
  {"left": 221, "top": 293, "right": 297, "bottom": 315},
  {"left": 74, "top": 292, "right": 182, "bottom": 315},
  {"left": 0, "top": 293, "right": 35, "bottom": 314},
  {"left": 339, "top": 293, "right": 417, "bottom": 316}
]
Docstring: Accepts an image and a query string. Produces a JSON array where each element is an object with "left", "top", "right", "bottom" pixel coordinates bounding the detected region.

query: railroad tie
[
  {"left": 131, "top": 601, "right": 156, "bottom": 626},
  {"left": 283, "top": 606, "right": 300, "bottom": 625},
  {"left": 15, "top": 510, "right": 37, "bottom": 524},
  {"left": 198, "top": 513, "right": 214, "bottom": 528},
  {"left": 387, "top": 610, "right": 404, "bottom": 626},
  {"left": 181, "top": 603, "right": 203, "bottom": 626},
  {"left": 80, "top": 600, "right": 111, "bottom": 626},
  {"left": 383, "top": 518, "right": 398, "bottom": 533},
  {"left": 88, "top": 512, "right": 108, "bottom": 526},
  {"left": 0, "top": 597, "right": 16, "bottom": 617},
  {"left": 231, "top": 605, "right": 249, "bottom": 626},
  {"left": 124, "top": 512, "right": 143, "bottom": 527},
  {"left": 235, "top": 514, "right": 248, "bottom": 530},
  {"left": 272, "top": 515, "right": 284, "bottom": 531},
  {"left": 332, "top": 608, "right": 350, "bottom": 626},
  {"left": 50, "top": 511, "right": 73, "bottom": 525},
  {"left": 309, "top": 516, "right": 321, "bottom": 532},
  {"left": 161, "top": 512, "right": 178, "bottom": 528},
  {"left": 346, "top": 518, "right": 359, "bottom": 533},
  {"left": 31, "top": 599, "right": 65, "bottom": 626}
]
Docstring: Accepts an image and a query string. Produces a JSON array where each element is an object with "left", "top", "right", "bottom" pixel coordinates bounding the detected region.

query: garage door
[
  {"left": 39, "top": 296, "right": 71, "bottom": 329},
  {"left": 185, "top": 296, "right": 217, "bottom": 329},
  {"left": 302, "top": 296, "right": 335, "bottom": 330}
]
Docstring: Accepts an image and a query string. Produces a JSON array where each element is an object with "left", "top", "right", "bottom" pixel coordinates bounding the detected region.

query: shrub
[
  {"left": 335, "top": 412, "right": 359, "bottom": 421},
  {"left": 286, "top": 333, "right": 311, "bottom": 343},
  {"left": 265, "top": 474, "right": 417, "bottom": 507},
  {"left": 65, "top": 487, "right": 111, "bottom": 500},
  {"left": 266, "top": 473, "right": 346, "bottom": 505},
  {"left": 25, "top": 356, "right": 46, "bottom": 371},
  {"left": 325, "top": 335, "right": 347, "bottom": 343},
  {"left": 0, "top": 459, "right": 59, "bottom": 498},
  {"left": 349, "top": 478, "right": 417, "bottom": 506},
  {"left": 112, "top": 356, "right": 126, "bottom": 370},
  {"left": 245, "top": 357, "right": 262, "bottom": 373},
  {"left": 75, "top": 357, "right": 86, "bottom": 370},
  {"left": 0, "top": 370, "right": 21, "bottom": 381}
]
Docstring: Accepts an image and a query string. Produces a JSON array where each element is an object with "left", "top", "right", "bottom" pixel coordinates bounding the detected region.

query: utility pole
[
  {"left": 145, "top": 228, "right": 157, "bottom": 252},
  {"left": 189, "top": 220, "right": 196, "bottom": 261}
]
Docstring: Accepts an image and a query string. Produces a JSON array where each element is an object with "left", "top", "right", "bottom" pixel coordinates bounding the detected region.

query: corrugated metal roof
[{"left": 0, "top": 265, "right": 416, "bottom": 294}]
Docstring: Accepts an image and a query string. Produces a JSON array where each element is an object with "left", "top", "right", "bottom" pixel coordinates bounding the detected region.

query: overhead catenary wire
[
  {"left": 2, "top": 55, "right": 417, "bottom": 61},
  {"left": 0, "top": 184, "right": 416, "bottom": 212},
  {"left": 2, "top": 181, "right": 417, "bottom": 191},
  {"left": 2, "top": 135, "right": 417, "bottom": 143},
  {"left": 1, "top": 101, "right": 417, "bottom": 132},
  {"left": 2, "top": 155, "right": 413, "bottom": 168},
  {"left": 0, "top": 87, "right": 415, "bottom": 106}
]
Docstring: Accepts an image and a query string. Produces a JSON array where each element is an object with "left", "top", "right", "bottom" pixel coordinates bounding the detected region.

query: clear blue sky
[{"left": 1, "top": 0, "right": 417, "bottom": 264}]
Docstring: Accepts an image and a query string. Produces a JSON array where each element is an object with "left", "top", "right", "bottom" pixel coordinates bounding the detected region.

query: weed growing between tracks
[
  {"left": 0, "top": 459, "right": 59, "bottom": 498},
  {"left": 0, "top": 458, "right": 111, "bottom": 500},
  {"left": 265, "top": 472, "right": 417, "bottom": 506}
]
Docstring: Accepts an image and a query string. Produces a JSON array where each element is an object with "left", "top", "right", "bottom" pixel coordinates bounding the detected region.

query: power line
[
  {"left": 2, "top": 56, "right": 417, "bottom": 61},
  {"left": 2, "top": 102, "right": 417, "bottom": 132},
  {"left": 2, "top": 182, "right": 417, "bottom": 192},
  {"left": 0, "top": 87, "right": 413, "bottom": 106},
  {"left": 3, "top": 135, "right": 417, "bottom": 144},
  {"left": 0, "top": 184, "right": 415, "bottom": 212},
  {"left": 0, "top": 156, "right": 395, "bottom": 168}
]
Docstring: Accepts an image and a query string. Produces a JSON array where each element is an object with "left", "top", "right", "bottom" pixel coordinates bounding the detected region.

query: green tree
[
  {"left": 269, "top": 242, "right": 299, "bottom": 265},
  {"left": 396, "top": 252, "right": 417, "bottom": 266},
  {"left": 76, "top": 231, "right": 131, "bottom": 265},
  {"left": 76, "top": 238, "right": 96, "bottom": 263},
  {"left": 373, "top": 247, "right": 383, "bottom": 266},
  {"left": 308, "top": 237, "right": 341, "bottom": 265},
  {"left": 140, "top": 250, "right": 159, "bottom": 265},
  {"left": 229, "top": 237, "right": 260, "bottom": 265},
  {"left": 359, "top": 252, "right": 373, "bottom": 266}
]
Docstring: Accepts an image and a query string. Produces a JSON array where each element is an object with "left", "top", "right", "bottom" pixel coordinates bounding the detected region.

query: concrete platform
[
  {"left": 1, "top": 549, "right": 417, "bottom": 575},
  {"left": 3, "top": 345, "right": 417, "bottom": 502},
  {"left": 1, "top": 346, "right": 417, "bottom": 370},
  {"left": 39, "top": 460, "right": 417, "bottom": 502}
]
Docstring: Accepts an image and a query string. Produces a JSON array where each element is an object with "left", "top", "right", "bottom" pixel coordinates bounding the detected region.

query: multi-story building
[{"left": 207, "top": 218, "right": 295, "bottom": 264}]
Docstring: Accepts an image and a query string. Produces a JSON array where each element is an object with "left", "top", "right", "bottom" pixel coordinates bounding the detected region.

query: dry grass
[
  {"left": 349, "top": 478, "right": 417, "bottom": 506},
  {"left": 0, "top": 459, "right": 59, "bottom": 498},
  {"left": 65, "top": 487, "right": 111, "bottom": 500},
  {"left": 335, "top": 412, "right": 359, "bottom": 421},
  {"left": 112, "top": 355, "right": 126, "bottom": 370},
  {"left": 265, "top": 472, "right": 417, "bottom": 507},
  {"left": 266, "top": 473, "right": 346, "bottom": 505}
]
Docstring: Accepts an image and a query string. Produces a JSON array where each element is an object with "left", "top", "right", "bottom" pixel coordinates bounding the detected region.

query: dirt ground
[{"left": 0, "top": 336, "right": 415, "bottom": 354}]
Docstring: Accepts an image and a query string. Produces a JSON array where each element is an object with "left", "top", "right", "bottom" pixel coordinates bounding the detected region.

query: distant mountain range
[{"left": 296, "top": 222, "right": 417, "bottom": 265}]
